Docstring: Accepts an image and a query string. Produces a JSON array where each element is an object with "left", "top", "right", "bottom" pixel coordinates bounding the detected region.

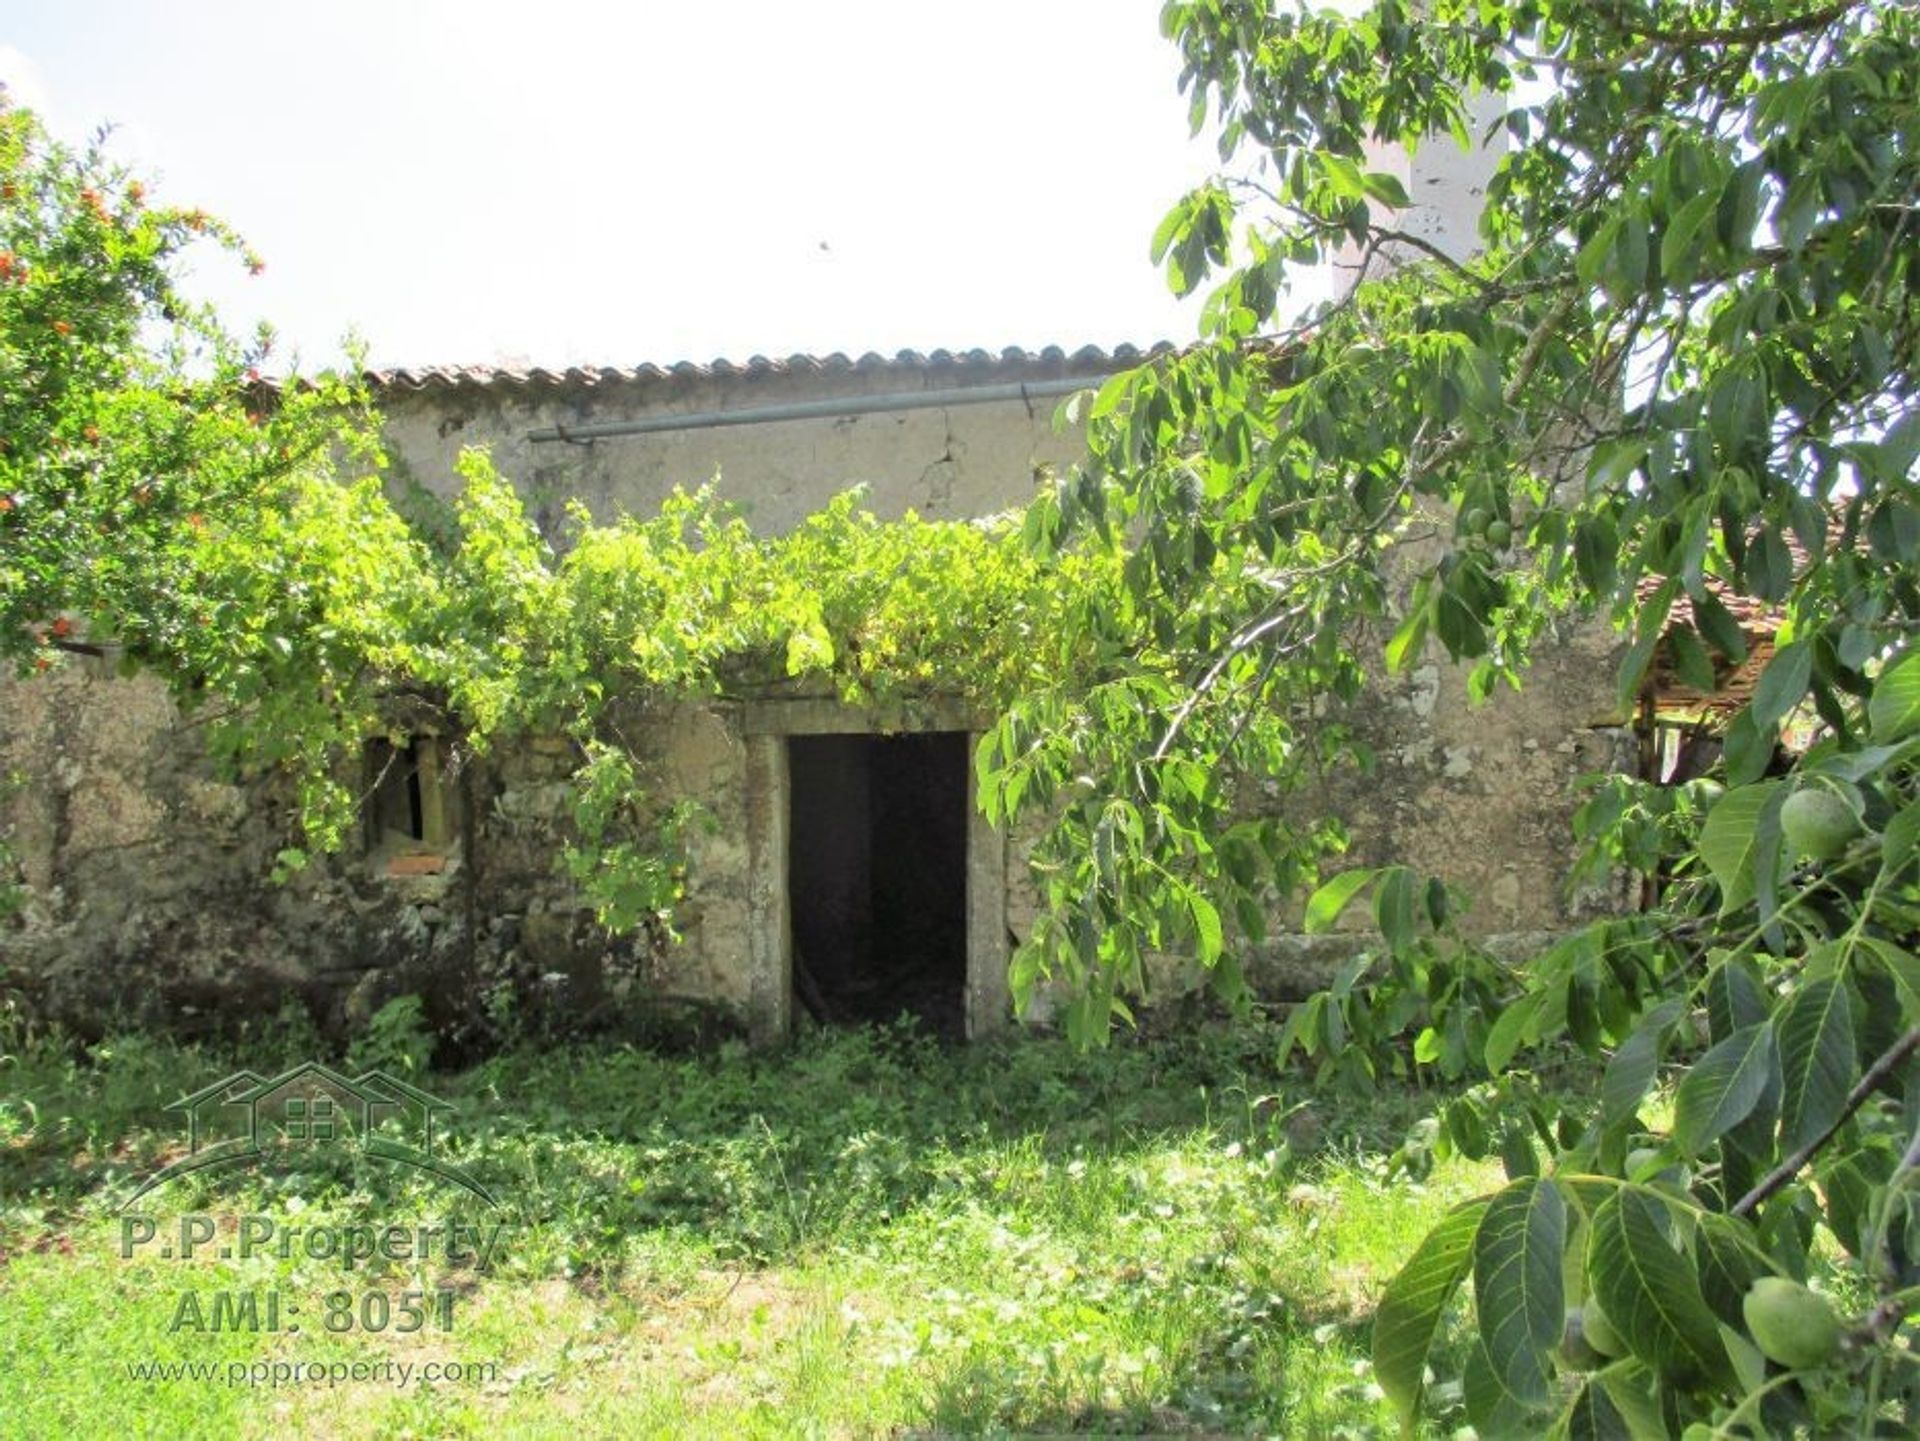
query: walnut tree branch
[{"left": 1731, "top": 1024, "right": 1920, "bottom": 1218}]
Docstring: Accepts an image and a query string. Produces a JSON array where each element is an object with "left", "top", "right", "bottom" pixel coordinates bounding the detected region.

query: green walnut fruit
[
  {"left": 1684, "top": 778, "right": 1725, "bottom": 808},
  {"left": 1485, "top": 519, "right": 1512, "bottom": 547},
  {"left": 1780, "top": 788, "right": 1864, "bottom": 862},
  {"left": 1581, "top": 1294, "right": 1627, "bottom": 1358},
  {"left": 1743, "top": 1278, "right": 1841, "bottom": 1370},
  {"left": 1462, "top": 506, "right": 1491, "bottom": 536}
]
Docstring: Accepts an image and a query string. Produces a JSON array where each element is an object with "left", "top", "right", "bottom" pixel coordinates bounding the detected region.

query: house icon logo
[{"left": 122, "top": 1061, "right": 497, "bottom": 1209}]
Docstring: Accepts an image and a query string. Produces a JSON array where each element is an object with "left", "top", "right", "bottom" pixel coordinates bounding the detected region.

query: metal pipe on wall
[{"left": 525, "top": 375, "right": 1105, "bottom": 445}]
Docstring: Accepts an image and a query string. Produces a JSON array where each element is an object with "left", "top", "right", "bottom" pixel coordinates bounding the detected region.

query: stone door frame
[{"left": 740, "top": 697, "right": 1008, "bottom": 1044}]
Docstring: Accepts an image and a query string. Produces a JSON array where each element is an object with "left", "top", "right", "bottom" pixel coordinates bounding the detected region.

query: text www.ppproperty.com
[{"left": 124, "top": 1358, "right": 499, "bottom": 1389}]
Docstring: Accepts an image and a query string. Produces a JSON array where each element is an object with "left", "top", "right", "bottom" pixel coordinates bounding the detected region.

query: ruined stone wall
[
  {"left": 2, "top": 354, "right": 1637, "bottom": 1045},
  {"left": 1244, "top": 618, "right": 1636, "bottom": 997},
  {"left": 0, "top": 658, "right": 489, "bottom": 1041},
  {"left": 0, "top": 662, "right": 785, "bottom": 1049}
]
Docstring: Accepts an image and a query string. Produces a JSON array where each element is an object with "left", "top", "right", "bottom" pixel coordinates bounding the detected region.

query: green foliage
[
  {"left": 960, "top": 0, "right": 1920, "bottom": 1432},
  {"left": 379, "top": 463, "right": 1141, "bottom": 932},
  {"left": 993, "top": 0, "right": 1917, "bottom": 1030},
  {"left": 0, "top": 767, "right": 25, "bottom": 921},
  {"left": 344, "top": 994, "right": 434, "bottom": 1077},
  {"left": 1316, "top": 661, "right": 1920, "bottom": 1434},
  {"left": 0, "top": 88, "right": 1142, "bottom": 939},
  {"left": 1, "top": 1021, "right": 1475, "bottom": 1436},
  {"left": 0, "top": 94, "right": 421, "bottom": 858},
  {"left": 559, "top": 743, "right": 695, "bottom": 937},
  {"left": 8, "top": 5, "right": 1918, "bottom": 1426},
  {"left": 0, "top": 95, "right": 386, "bottom": 662}
]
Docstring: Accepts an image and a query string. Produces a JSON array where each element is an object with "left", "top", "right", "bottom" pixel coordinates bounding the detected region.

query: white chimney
[{"left": 1334, "top": 88, "right": 1507, "bottom": 294}]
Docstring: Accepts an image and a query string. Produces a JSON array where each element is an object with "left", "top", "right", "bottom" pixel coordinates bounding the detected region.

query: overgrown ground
[{"left": 0, "top": 1012, "right": 1502, "bottom": 1437}]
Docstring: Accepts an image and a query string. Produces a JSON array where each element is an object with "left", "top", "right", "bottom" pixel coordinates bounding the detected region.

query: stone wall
[
  {"left": 0, "top": 658, "right": 473, "bottom": 1041},
  {"left": 0, "top": 664, "right": 799, "bottom": 1049},
  {"left": 1003, "top": 615, "right": 1635, "bottom": 1016},
  {"left": 1, "top": 349, "right": 1636, "bottom": 1045}
]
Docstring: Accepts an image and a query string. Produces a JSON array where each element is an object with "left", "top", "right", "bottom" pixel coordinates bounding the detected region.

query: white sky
[{"left": 0, "top": 2, "right": 1225, "bottom": 373}]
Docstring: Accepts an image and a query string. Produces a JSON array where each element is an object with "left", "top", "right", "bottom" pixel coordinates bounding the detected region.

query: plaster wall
[{"left": 377, "top": 352, "right": 1122, "bottom": 539}]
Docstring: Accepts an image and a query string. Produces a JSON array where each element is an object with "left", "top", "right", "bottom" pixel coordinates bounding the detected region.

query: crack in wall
[{"left": 917, "top": 407, "right": 960, "bottom": 511}]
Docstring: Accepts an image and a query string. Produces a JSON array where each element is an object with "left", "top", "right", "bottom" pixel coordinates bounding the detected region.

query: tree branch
[
  {"left": 1365, "top": 227, "right": 1497, "bottom": 292},
  {"left": 1620, "top": 1, "right": 1856, "bottom": 50},
  {"left": 1731, "top": 1024, "right": 1920, "bottom": 1217}
]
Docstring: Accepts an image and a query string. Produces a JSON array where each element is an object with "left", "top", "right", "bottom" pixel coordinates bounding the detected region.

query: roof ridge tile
[{"left": 363, "top": 343, "right": 1172, "bottom": 392}]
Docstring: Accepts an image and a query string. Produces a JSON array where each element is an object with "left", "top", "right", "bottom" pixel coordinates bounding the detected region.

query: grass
[{"left": 0, "top": 1011, "right": 1500, "bottom": 1437}]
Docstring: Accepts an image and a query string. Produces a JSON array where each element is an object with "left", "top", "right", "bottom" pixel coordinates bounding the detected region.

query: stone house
[
  {"left": 0, "top": 341, "right": 1637, "bottom": 1051},
  {"left": 0, "top": 123, "right": 1667, "bottom": 1050}
]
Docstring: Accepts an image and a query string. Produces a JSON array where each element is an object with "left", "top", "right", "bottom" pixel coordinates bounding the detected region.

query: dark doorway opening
[{"left": 787, "top": 731, "right": 969, "bottom": 1038}]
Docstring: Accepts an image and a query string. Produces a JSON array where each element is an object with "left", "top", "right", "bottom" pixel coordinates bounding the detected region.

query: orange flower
[{"left": 52, "top": 320, "right": 72, "bottom": 335}]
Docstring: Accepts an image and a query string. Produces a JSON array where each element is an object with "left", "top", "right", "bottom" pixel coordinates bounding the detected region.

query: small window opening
[{"left": 367, "top": 736, "right": 453, "bottom": 874}]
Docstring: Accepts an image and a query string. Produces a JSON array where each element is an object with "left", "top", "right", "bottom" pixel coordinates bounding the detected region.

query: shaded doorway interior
[{"left": 787, "top": 731, "right": 969, "bottom": 1038}]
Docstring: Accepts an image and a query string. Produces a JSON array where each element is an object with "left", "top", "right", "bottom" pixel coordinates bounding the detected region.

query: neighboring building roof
[
  {"left": 364, "top": 343, "right": 1174, "bottom": 394},
  {"left": 1644, "top": 575, "right": 1782, "bottom": 715},
  {"left": 1640, "top": 522, "right": 1859, "bottom": 718}
]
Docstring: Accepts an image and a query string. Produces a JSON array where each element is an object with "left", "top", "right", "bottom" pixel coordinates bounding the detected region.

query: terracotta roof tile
[
  {"left": 362, "top": 343, "right": 1172, "bottom": 393},
  {"left": 1640, "top": 521, "right": 1858, "bottom": 714}
]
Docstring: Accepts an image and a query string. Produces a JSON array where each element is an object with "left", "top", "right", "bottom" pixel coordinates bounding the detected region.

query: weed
[
  {"left": 0, "top": 1018, "right": 1505, "bottom": 1435},
  {"left": 346, "top": 994, "right": 435, "bottom": 1077}
]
